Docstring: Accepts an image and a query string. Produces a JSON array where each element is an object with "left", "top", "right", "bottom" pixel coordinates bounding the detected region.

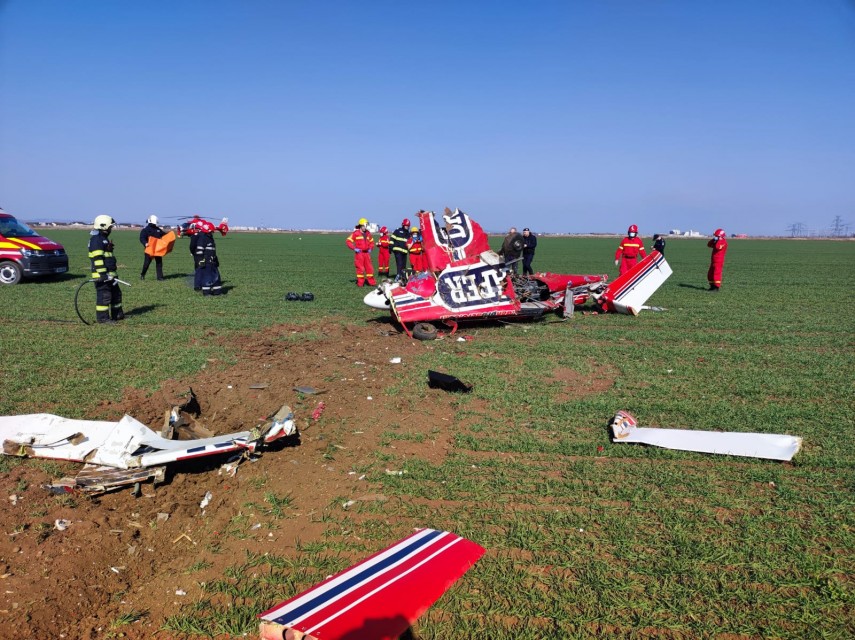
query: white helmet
[
  {"left": 93, "top": 215, "right": 116, "bottom": 231},
  {"left": 147, "top": 215, "right": 159, "bottom": 225}
]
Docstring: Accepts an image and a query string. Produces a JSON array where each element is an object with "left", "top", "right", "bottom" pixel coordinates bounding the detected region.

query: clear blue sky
[{"left": 2, "top": 0, "right": 853, "bottom": 235}]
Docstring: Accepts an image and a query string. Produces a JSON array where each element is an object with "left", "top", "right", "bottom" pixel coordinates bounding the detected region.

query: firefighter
[
  {"left": 190, "top": 219, "right": 223, "bottom": 295},
  {"left": 390, "top": 217, "right": 411, "bottom": 280},
  {"left": 653, "top": 233, "right": 666, "bottom": 256},
  {"left": 707, "top": 228, "right": 728, "bottom": 291},
  {"left": 407, "top": 226, "right": 425, "bottom": 271},
  {"left": 345, "top": 217, "right": 376, "bottom": 287},
  {"left": 139, "top": 215, "right": 166, "bottom": 280},
  {"left": 614, "top": 224, "right": 647, "bottom": 275},
  {"left": 377, "top": 226, "right": 391, "bottom": 277},
  {"left": 88, "top": 215, "right": 124, "bottom": 324}
]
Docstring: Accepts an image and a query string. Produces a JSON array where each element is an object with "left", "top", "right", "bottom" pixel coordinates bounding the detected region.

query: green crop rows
[{"left": 2, "top": 230, "right": 854, "bottom": 638}]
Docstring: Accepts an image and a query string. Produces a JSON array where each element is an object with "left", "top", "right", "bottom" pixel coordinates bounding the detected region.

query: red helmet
[
  {"left": 628, "top": 224, "right": 638, "bottom": 236},
  {"left": 402, "top": 218, "right": 410, "bottom": 228},
  {"left": 714, "top": 228, "right": 725, "bottom": 238},
  {"left": 198, "top": 219, "right": 215, "bottom": 233},
  {"left": 380, "top": 226, "right": 388, "bottom": 234}
]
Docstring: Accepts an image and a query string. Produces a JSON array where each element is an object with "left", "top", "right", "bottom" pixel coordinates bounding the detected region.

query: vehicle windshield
[{"left": 0, "top": 216, "right": 39, "bottom": 238}]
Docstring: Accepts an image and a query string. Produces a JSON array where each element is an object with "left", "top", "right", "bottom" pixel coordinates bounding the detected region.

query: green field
[{"left": 2, "top": 230, "right": 854, "bottom": 638}]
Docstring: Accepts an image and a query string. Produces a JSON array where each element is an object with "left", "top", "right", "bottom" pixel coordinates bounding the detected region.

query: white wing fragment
[{"left": 610, "top": 411, "right": 802, "bottom": 461}]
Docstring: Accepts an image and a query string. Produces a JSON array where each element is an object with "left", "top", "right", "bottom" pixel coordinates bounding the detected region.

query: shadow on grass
[
  {"left": 677, "top": 283, "right": 710, "bottom": 290},
  {"left": 126, "top": 303, "right": 163, "bottom": 317}
]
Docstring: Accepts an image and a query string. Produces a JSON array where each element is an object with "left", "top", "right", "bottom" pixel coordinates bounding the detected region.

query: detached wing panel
[
  {"left": 259, "top": 528, "right": 485, "bottom": 640},
  {"left": 600, "top": 251, "right": 671, "bottom": 314}
]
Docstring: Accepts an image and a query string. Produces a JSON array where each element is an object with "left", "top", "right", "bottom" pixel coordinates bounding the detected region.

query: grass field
[{"left": 2, "top": 229, "right": 854, "bottom": 638}]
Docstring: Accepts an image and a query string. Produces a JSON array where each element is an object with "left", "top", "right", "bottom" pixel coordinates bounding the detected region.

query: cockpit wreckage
[{"left": 364, "top": 209, "right": 672, "bottom": 338}]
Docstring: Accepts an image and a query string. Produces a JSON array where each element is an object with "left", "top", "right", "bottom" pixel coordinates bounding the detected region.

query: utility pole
[
  {"left": 831, "top": 216, "right": 845, "bottom": 237},
  {"left": 786, "top": 223, "right": 805, "bottom": 238}
]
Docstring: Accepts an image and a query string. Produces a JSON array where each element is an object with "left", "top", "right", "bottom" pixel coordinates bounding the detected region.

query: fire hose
[{"left": 74, "top": 277, "right": 132, "bottom": 325}]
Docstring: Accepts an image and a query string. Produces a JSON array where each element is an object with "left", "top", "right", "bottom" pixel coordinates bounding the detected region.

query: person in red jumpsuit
[
  {"left": 707, "top": 228, "right": 728, "bottom": 291},
  {"left": 614, "top": 224, "right": 646, "bottom": 275},
  {"left": 345, "top": 218, "right": 376, "bottom": 286},
  {"left": 407, "top": 227, "right": 425, "bottom": 272},
  {"left": 376, "top": 226, "right": 391, "bottom": 278}
]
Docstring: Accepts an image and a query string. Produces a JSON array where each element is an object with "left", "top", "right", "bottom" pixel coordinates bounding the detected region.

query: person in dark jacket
[
  {"left": 653, "top": 233, "right": 666, "bottom": 256},
  {"left": 189, "top": 220, "right": 222, "bottom": 295},
  {"left": 139, "top": 215, "right": 166, "bottom": 280},
  {"left": 499, "top": 227, "right": 524, "bottom": 273},
  {"left": 522, "top": 228, "right": 537, "bottom": 275},
  {"left": 390, "top": 217, "right": 412, "bottom": 280},
  {"left": 88, "top": 215, "right": 124, "bottom": 323}
]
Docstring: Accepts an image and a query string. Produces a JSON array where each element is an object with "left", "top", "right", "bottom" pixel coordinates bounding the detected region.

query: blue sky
[{"left": 1, "top": 0, "right": 853, "bottom": 235}]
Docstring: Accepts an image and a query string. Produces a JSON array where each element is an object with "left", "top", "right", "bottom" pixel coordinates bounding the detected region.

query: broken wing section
[
  {"left": 419, "top": 208, "right": 491, "bottom": 272},
  {"left": 259, "top": 528, "right": 485, "bottom": 640},
  {"left": 610, "top": 411, "right": 802, "bottom": 461},
  {"left": 598, "top": 251, "right": 672, "bottom": 315}
]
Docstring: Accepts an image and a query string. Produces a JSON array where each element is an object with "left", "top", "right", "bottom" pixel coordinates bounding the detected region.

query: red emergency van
[{"left": 0, "top": 211, "right": 69, "bottom": 285}]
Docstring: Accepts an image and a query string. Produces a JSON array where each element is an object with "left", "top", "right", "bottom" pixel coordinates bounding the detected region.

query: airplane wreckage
[
  {"left": 364, "top": 208, "right": 673, "bottom": 338},
  {"left": 0, "top": 393, "right": 296, "bottom": 494}
]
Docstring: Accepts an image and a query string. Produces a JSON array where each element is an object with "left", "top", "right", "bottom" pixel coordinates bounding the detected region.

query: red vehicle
[{"left": 0, "top": 211, "right": 69, "bottom": 285}]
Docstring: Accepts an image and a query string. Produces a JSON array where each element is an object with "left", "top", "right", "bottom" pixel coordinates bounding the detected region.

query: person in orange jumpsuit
[
  {"left": 376, "top": 226, "right": 391, "bottom": 278},
  {"left": 407, "top": 226, "right": 425, "bottom": 271},
  {"left": 707, "top": 228, "right": 728, "bottom": 291},
  {"left": 614, "top": 224, "right": 646, "bottom": 275},
  {"left": 345, "top": 218, "right": 376, "bottom": 287}
]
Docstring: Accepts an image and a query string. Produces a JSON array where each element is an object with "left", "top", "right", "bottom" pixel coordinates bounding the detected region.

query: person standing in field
[
  {"left": 139, "top": 215, "right": 166, "bottom": 281},
  {"left": 376, "top": 226, "right": 391, "bottom": 278},
  {"left": 499, "top": 227, "right": 524, "bottom": 273},
  {"left": 407, "top": 226, "right": 425, "bottom": 271},
  {"left": 522, "top": 227, "right": 537, "bottom": 275},
  {"left": 614, "top": 224, "right": 646, "bottom": 275},
  {"left": 190, "top": 219, "right": 223, "bottom": 295},
  {"left": 653, "top": 233, "right": 666, "bottom": 256},
  {"left": 345, "top": 217, "right": 376, "bottom": 287},
  {"left": 390, "top": 217, "right": 411, "bottom": 280},
  {"left": 88, "top": 215, "right": 124, "bottom": 323},
  {"left": 707, "top": 228, "right": 728, "bottom": 291}
]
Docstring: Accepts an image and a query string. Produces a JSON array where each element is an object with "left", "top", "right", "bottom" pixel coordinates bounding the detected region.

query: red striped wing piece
[{"left": 259, "top": 528, "right": 485, "bottom": 640}]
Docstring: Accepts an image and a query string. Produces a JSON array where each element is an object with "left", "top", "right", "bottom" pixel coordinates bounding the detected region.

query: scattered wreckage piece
[
  {"left": 259, "top": 528, "right": 485, "bottom": 640},
  {"left": 427, "top": 370, "right": 473, "bottom": 393},
  {"left": 364, "top": 208, "right": 672, "bottom": 337},
  {"left": 596, "top": 251, "right": 672, "bottom": 315},
  {"left": 46, "top": 464, "right": 166, "bottom": 495},
  {"left": 1, "top": 403, "right": 296, "bottom": 493},
  {"left": 610, "top": 410, "right": 802, "bottom": 461}
]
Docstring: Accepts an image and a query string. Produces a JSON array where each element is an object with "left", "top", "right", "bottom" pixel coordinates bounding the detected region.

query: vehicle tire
[
  {"left": 0, "top": 261, "right": 23, "bottom": 285},
  {"left": 509, "top": 233, "right": 524, "bottom": 253},
  {"left": 412, "top": 322, "right": 438, "bottom": 341}
]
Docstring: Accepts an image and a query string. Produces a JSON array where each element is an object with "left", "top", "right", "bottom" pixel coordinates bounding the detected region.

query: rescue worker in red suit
[
  {"left": 614, "top": 224, "right": 647, "bottom": 275},
  {"left": 407, "top": 226, "right": 425, "bottom": 272},
  {"left": 390, "top": 218, "right": 411, "bottom": 280},
  {"left": 376, "top": 226, "right": 391, "bottom": 277},
  {"left": 707, "top": 228, "right": 728, "bottom": 291},
  {"left": 345, "top": 218, "right": 376, "bottom": 286}
]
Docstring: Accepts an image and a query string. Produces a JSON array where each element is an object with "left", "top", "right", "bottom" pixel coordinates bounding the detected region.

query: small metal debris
[
  {"left": 156, "top": 512, "right": 169, "bottom": 523},
  {"left": 54, "top": 519, "right": 71, "bottom": 531},
  {"left": 249, "top": 383, "right": 270, "bottom": 389},
  {"left": 294, "top": 386, "right": 322, "bottom": 395},
  {"left": 389, "top": 357, "right": 402, "bottom": 364},
  {"left": 200, "top": 491, "right": 212, "bottom": 510}
]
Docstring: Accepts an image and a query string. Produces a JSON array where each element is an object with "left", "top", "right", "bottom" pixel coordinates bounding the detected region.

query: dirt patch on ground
[
  {"left": 550, "top": 361, "right": 617, "bottom": 403},
  {"left": 0, "top": 321, "right": 459, "bottom": 638}
]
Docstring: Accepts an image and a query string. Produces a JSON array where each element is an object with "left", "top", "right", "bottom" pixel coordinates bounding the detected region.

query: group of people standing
[
  {"left": 345, "top": 217, "right": 427, "bottom": 286},
  {"left": 86, "top": 214, "right": 225, "bottom": 324},
  {"left": 615, "top": 224, "right": 729, "bottom": 291},
  {"left": 498, "top": 227, "right": 538, "bottom": 275}
]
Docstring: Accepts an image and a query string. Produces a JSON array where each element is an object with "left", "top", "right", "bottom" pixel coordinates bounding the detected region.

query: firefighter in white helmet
[
  {"left": 139, "top": 215, "right": 166, "bottom": 280},
  {"left": 88, "top": 215, "right": 124, "bottom": 323}
]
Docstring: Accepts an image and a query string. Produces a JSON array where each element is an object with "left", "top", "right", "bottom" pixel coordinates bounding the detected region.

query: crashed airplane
[{"left": 364, "top": 208, "right": 672, "bottom": 338}]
